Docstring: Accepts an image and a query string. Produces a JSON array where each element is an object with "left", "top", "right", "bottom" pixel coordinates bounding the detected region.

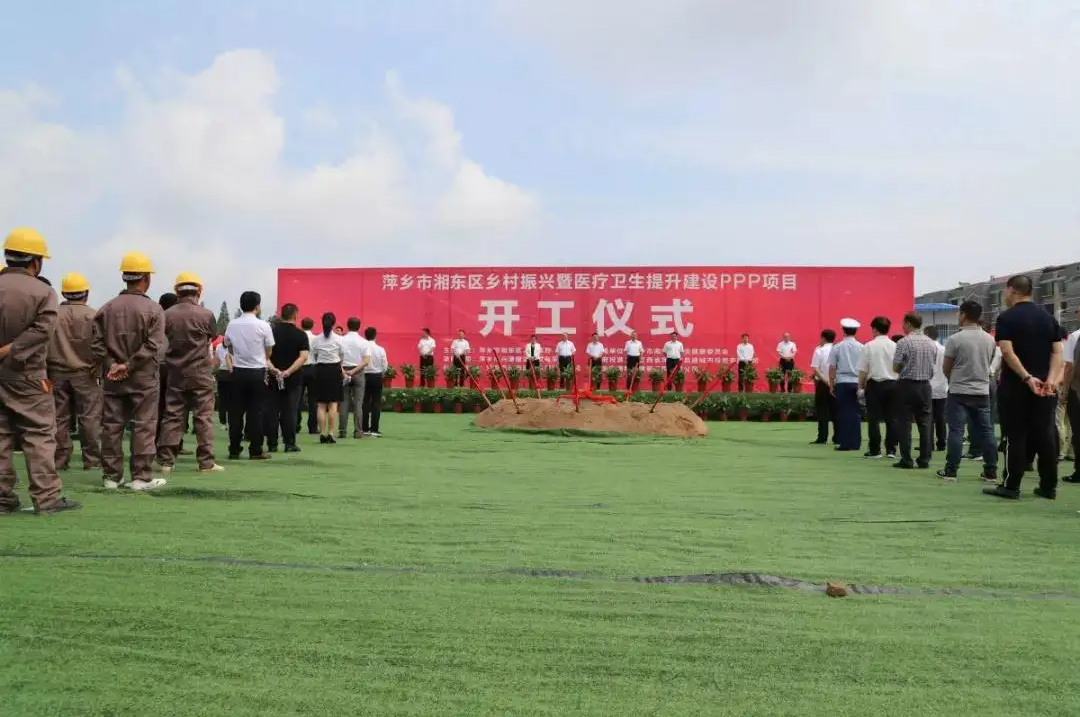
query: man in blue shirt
[{"left": 829, "top": 318, "right": 864, "bottom": 451}]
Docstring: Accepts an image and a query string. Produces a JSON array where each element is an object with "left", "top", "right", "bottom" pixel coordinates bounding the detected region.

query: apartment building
[{"left": 915, "top": 262, "right": 1080, "bottom": 334}]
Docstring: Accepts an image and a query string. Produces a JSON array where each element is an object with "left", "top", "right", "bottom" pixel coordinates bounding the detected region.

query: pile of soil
[{"left": 474, "top": 397, "right": 708, "bottom": 438}]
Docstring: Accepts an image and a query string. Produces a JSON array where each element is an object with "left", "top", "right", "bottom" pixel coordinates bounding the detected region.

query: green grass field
[{"left": 3, "top": 416, "right": 1079, "bottom": 716}]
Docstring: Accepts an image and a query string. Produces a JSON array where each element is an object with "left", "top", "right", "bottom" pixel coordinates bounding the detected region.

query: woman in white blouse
[{"left": 309, "top": 312, "right": 346, "bottom": 444}]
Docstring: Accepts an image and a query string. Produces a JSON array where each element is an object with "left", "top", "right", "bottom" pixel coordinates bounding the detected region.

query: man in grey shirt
[
  {"left": 938, "top": 300, "right": 998, "bottom": 480},
  {"left": 892, "top": 311, "right": 938, "bottom": 469}
]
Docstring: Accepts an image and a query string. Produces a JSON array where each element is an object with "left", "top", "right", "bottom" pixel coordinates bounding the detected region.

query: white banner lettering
[
  {"left": 592, "top": 298, "right": 634, "bottom": 337},
  {"left": 650, "top": 299, "right": 695, "bottom": 336},
  {"left": 536, "top": 300, "right": 576, "bottom": 334},
  {"left": 477, "top": 300, "right": 521, "bottom": 337}
]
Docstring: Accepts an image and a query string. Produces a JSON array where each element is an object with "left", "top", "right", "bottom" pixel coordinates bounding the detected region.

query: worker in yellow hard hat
[
  {"left": 0, "top": 227, "right": 80, "bottom": 513},
  {"left": 89, "top": 251, "right": 167, "bottom": 491},
  {"left": 157, "top": 271, "right": 223, "bottom": 475},
  {"left": 46, "top": 272, "right": 103, "bottom": 472}
]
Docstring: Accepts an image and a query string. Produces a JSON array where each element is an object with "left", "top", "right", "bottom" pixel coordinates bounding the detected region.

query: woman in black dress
[{"left": 310, "top": 312, "right": 345, "bottom": 443}]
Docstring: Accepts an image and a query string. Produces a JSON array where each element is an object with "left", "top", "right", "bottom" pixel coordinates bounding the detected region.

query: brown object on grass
[
  {"left": 474, "top": 397, "right": 708, "bottom": 438},
  {"left": 825, "top": 582, "right": 849, "bottom": 598}
]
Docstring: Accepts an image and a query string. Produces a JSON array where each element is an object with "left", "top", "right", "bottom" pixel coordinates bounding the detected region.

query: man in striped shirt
[{"left": 892, "top": 312, "right": 938, "bottom": 469}]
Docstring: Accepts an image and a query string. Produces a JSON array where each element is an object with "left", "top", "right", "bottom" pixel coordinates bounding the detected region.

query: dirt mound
[{"left": 473, "top": 397, "right": 708, "bottom": 438}]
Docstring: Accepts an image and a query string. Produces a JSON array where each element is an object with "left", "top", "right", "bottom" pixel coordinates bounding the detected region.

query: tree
[{"left": 216, "top": 302, "right": 231, "bottom": 336}]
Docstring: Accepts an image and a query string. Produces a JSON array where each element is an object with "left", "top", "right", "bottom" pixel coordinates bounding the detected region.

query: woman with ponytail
[{"left": 309, "top": 312, "right": 345, "bottom": 443}]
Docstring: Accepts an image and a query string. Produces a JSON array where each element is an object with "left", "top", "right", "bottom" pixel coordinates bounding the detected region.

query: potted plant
[
  {"left": 765, "top": 367, "right": 784, "bottom": 393},
  {"left": 626, "top": 365, "right": 642, "bottom": 392},
  {"left": 507, "top": 365, "right": 522, "bottom": 390},
  {"left": 421, "top": 364, "right": 437, "bottom": 388},
  {"left": 713, "top": 395, "right": 730, "bottom": 421},
  {"left": 383, "top": 365, "right": 397, "bottom": 387},
  {"left": 788, "top": 368, "right": 805, "bottom": 393},
  {"left": 672, "top": 368, "right": 686, "bottom": 393},
  {"left": 605, "top": 366, "right": 622, "bottom": 391},
  {"left": 590, "top": 365, "right": 603, "bottom": 389},
  {"left": 693, "top": 366, "right": 711, "bottom": 392},
  {"left": 648, "top": 367, "right": 665, "bottom": 392},
  {"left": 442, "top": 365, "right": 459, "bottom": 387},
  {"left": 739, "top": 363, "right": 758, "bottom": 393},
  {"left": 452, "top": 388, "right": 466, "bottom": 414},
  {"left": 731, "top": 395, "right": 750, "bottom": 421},
  {"left": 717, "top": 364, "right": 734, "bottom": 392},
  {"left": 560, "top": 366, "right": 576, "bottom": 390},
  {"left": 401, "top": 364, "right": 416, "bottom": 388},
  {"left": 544, "top": 365, "right": 559, "bottom": 391},
  {"left": 774, "top": 395, "right": 790, "bottom": 422},
  {"left": 468, "top": 365, "right": 482, "bottom": 386},
  {"left": 488, "top": 366, "right": 504, "bottom": 389}
]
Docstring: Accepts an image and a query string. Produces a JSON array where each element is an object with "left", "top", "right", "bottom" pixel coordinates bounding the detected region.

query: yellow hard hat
[
  {"left": 119, "top": 251, "right": 154, "bottom": 274},
  {"left": 174, "top": 271, "right": 203, "bottom": 289},
  {"left": 3, "top": 227, "right": 50, "bottom": 259},
  {"left": 61, "top": 272, "right": 90, "bottom": 294}
]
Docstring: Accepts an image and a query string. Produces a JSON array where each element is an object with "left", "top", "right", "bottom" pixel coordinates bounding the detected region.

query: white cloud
[
  {"left": 0, "top": 49, "right": 537, "bottom": 311},
  {"left": 493, "top": 0, "right": 1080, "bottom": 292}
]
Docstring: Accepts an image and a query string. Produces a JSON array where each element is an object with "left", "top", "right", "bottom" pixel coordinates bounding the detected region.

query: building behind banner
[{"left": 278, "top": 266, "right": 914, "bottom": 371}]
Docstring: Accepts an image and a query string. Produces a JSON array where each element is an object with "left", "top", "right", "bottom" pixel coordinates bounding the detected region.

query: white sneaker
[
  {"left": 363, "top": 431, "right": 374, "bottom": 437},
  {"left": 128, "top": 478, "right": 167, "bottom": 491},
  {"left": 371, "top": 432, "right": 382, "bottom": 438},
  {"left": 885, "top": 453, "right": 897, "bottom": 460},
  {"left": 102, "top": 478, "right": 124, "bottom": 490},
  {"left": 199, "top": 464, "right": 225, "bottom": 473}
]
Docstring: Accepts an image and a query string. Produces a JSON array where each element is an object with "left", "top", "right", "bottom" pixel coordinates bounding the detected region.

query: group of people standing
[
  {"left": 0, "top": 226, "right": 389, "bottom": 516},
  {"left": 808, "top": 274, "right": 1075, "bottom": 501},
  {"left": 218, "top": 307, "right": 389, "bottom": 450}
]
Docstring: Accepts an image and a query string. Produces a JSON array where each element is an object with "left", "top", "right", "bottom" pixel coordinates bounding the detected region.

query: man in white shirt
[
  {"left": 555, "top": 333, "right": 576, "bottom": 385},
  {"left": 736, "top": 334, "right": 755, "bottom": 392},
  {"left": 338, "top": 317, "right": 369, "bottom": 439},
  {"left": 809, "top": 329, "right": 836, "bottom": 445},
  {"left": 586, "top": 332, "right": 605, "bottom": 368},
  {"left": 417, "top": 328, "right": 436, "bottom": 376},
  {"left": 450, "top": 329, "right": 469, "bottom": 387},
  {"left": 858, "top": 315, "right": 898, "bottom": 459},
  {"left": 296, "top": 317, "right": 319, "bottom": 435},
  {"left": 360, "top": 327, "right": 388, "bottom": 437},
  {"left": 662, "top": 331, "right": 684, "bottom": 375},
  {"left": 777, "top": 332, "right": 798, "bottom": 392},
  {"left": 926, "top": 327, "right": 949, "bottom": 451},
  {"left": 624, "top": 331, "right": 643, "bottom": 389},
  {"left": 223, "top": 290, "right": 274, "bottom": 460}
]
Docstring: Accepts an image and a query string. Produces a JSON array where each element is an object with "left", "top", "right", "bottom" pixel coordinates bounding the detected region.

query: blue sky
[{"left": 2, "top": 0, "right": 1078, "bottom": 310}]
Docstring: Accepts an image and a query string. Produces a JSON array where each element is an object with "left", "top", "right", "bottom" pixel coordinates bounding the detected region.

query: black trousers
[
  {"left": 216, "top": 372, "right": 232, "bottom": 425},
  {"left": 453, "top": 356, "right": 468, "bottom": 386},
  {"left": 362, "top": 373, "right": 384, "bottom": 433},
  {"left": 665, "top": 357, "right": 679, "bottom": 375},
  {"left": 813, "top": 380, "right": 836, "bottom": 443},
  {"left": 897, "top": 379, "right": 933, "bottom": 466},
  {"left": 1066, "top": 388, "right": 1080, "bottom": 478},
  {"left": 264, "top": 377, "right": 302, "bottom": 449},
  {"left": 738, "top": 361, "right": 752, "bottom": 392},
  {"left": 626, "top": 356, "right": 641, "bottom": 387},
  {"left": 865, "top": 379, "right": 898, "bottom": 455},
  {"left": 228, "top": 367, "right": 267, "bottom": 457},
  {"left": 931, "top": 397, "right": 947, "bottom": 449},
  {"left": 1000, "top": 381, "right": 1058, "bottom": 493},
  {"left": 419, "top": 355, "right": 434, "bottom": 370},
  {"left": 779, "top": 358, "right": 795, "bottom": 392},
  {"left": 589, "top": 357, "right": 602, "bottom": 369},
  {"left": 295, "top": 365, "right": 318, "bottom": 433}
]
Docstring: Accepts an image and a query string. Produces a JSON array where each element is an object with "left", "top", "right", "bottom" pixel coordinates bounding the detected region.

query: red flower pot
[
  {"left": 489, "top": 377, "right": 501, "bottom": 389},
  {"left": 650, "top": 380, "right": 662, "bottom": 391},
  {"left": 474, "top": 403, "right": 484, "bottom": 412},
  {"left": 673, "top": 381, "right": 684, "bottom": 393},
  {"left": 778, "top": 412, "right": 788, "bottom": 422},
  {"left": 607, "top": 379, "right": 619, "bottom": 391},
  {"left": 385, "top": 377, "right": 394, "bottom": 387},
  {"left": 722, "top": 381, "right": 733, "bottom": 393},
  {"left": 696, "top": 380, "right": 708, "bottom": 392},
  {"left": 412, "top": 403, "right": 422, "bottom": 413},
  {"left": 404, "top": 378, "right": 414, "bottom": 388},
  {"left": 761, "top": 414, "right": 771, "bottom": 422},
  {"left": 768, "top": 383, "right": 778, "bottom": 394},
  {"left": 718, "top": 412, "right": 728, "bottom": 421},
  {"left": 509, "top": 378, "right": 519, "bottom": 390},
  {"left": 453, "top": 402, "right": 463, "bottom": 414},
  {"left": 546, "top": 379, "right": 556, "bottom": 391},
  {"left": 432, "top": 403, "right": 443, "bottom": 413},
  {"left": 393, "top": 402, "right": 403, "bottom": 412},
  {"left": 793, "top": 383, "right": 803, "bottom": 393},
  {"left": 737, "top": 409, "right": 749, "bottom": 421}
]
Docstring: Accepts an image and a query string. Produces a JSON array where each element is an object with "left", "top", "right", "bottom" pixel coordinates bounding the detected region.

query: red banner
[{"left": 277, "top": 266, "right": 913, "bottom": 373}]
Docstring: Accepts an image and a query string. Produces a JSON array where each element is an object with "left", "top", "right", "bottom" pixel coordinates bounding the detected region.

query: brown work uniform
[
  {"left": 0, "top": 268, "right": 65, "bottom": 512},
  {"left": 158, "top": 297, "right": 217, "bottom": 468},
  {"left": 91, "top": 290, "right": 165, "bottom": 484},
  {"left": 47, "top": 301, "right": 103, "bottom": 470}
]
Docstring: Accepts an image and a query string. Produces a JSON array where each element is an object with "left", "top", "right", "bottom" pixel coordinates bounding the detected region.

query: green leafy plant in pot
[
  {"left": 400, "top": 363, "right": 416, "bottom": 388},
  {"left": 604, "top": 365, "right": 622, "bottom": 391}
]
